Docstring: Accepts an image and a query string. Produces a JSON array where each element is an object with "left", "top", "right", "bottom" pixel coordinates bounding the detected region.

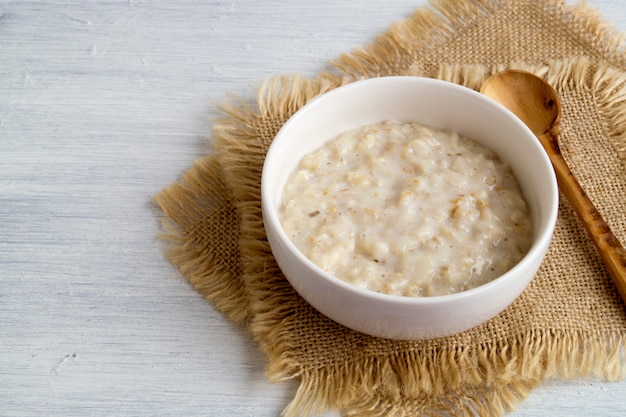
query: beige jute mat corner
[{"left": 155, "top": 0, "right": 626, "bottom": 415}]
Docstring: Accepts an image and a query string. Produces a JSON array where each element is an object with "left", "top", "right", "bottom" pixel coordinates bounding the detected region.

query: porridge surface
[{"left": 279, "top": 121, "right": 533, "bottom": 296}]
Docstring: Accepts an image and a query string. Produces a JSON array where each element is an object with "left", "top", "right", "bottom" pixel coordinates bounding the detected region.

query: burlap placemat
[{"left": 155, "top": 0, "right": 626, "bottom": 415}]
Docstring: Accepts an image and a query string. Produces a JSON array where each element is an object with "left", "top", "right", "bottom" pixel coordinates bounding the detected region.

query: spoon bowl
[
  {"left": 481, "top": 70, "right": 626, "bottom": 304},
  {"left": 481, "top": 70, "right": 560, "bottom": 137}
]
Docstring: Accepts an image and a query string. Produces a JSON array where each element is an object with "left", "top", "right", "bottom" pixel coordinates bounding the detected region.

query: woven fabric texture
[{"left": 156, "top": 1, "right": 626, "bottom": 415}]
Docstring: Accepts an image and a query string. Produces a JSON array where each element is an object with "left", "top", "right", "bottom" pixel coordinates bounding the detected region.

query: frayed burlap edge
[
  {"left": 154, "top": 156, "right": 250, "bottom": 326},
  {"left": 279, "top": 332, "right": 624, "bottom": 417},
  {"left": 155, "top": 1, "right": 626, "bottom": 416},
  {"left": 331, "top": 0, "right": 626, "bottom": 77}
]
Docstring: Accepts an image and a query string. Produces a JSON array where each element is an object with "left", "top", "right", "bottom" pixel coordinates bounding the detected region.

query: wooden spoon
[{"left": 480, "top": 69, "right": 626, "bottom": 304}]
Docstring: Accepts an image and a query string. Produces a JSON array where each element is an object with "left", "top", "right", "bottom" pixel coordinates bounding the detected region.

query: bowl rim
[{"left": 261, "top": 75, "right": 559, "bottom": 306}]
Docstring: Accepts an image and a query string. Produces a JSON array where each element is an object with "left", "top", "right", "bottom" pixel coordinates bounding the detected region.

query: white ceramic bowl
[{"left": 261, "top": 76, "right": 558, "bottom": 340}]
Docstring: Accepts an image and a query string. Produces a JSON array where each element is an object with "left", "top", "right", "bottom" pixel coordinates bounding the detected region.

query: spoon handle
[{"left": 539, "top": 131, "right": 626, "bottom": 304}]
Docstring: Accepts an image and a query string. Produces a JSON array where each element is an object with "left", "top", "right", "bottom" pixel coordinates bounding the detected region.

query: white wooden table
[{"left": 1, "top": 1, "right": 625, "bottom": 416}]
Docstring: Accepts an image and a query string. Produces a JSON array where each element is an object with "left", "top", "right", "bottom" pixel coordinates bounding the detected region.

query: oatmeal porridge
[{"left": 279, "top": 120, "right": 533, "bottom": 297}]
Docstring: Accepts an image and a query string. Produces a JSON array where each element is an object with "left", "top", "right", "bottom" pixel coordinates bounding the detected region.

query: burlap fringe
[
  {"left": 154, "top": 156, "right": 250, "bottom": 326},
  {"left": 273, "top": 330, "right": 625, "bottom": 417},
  {"left": 156, "top": 1, "right": 626, "bottom": 416},
  {"left": 342, "top": 377, "right": 543, "bottom": 417},
  {"left": 332, "top": 0, "right": 626, "bottom": 78}
]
